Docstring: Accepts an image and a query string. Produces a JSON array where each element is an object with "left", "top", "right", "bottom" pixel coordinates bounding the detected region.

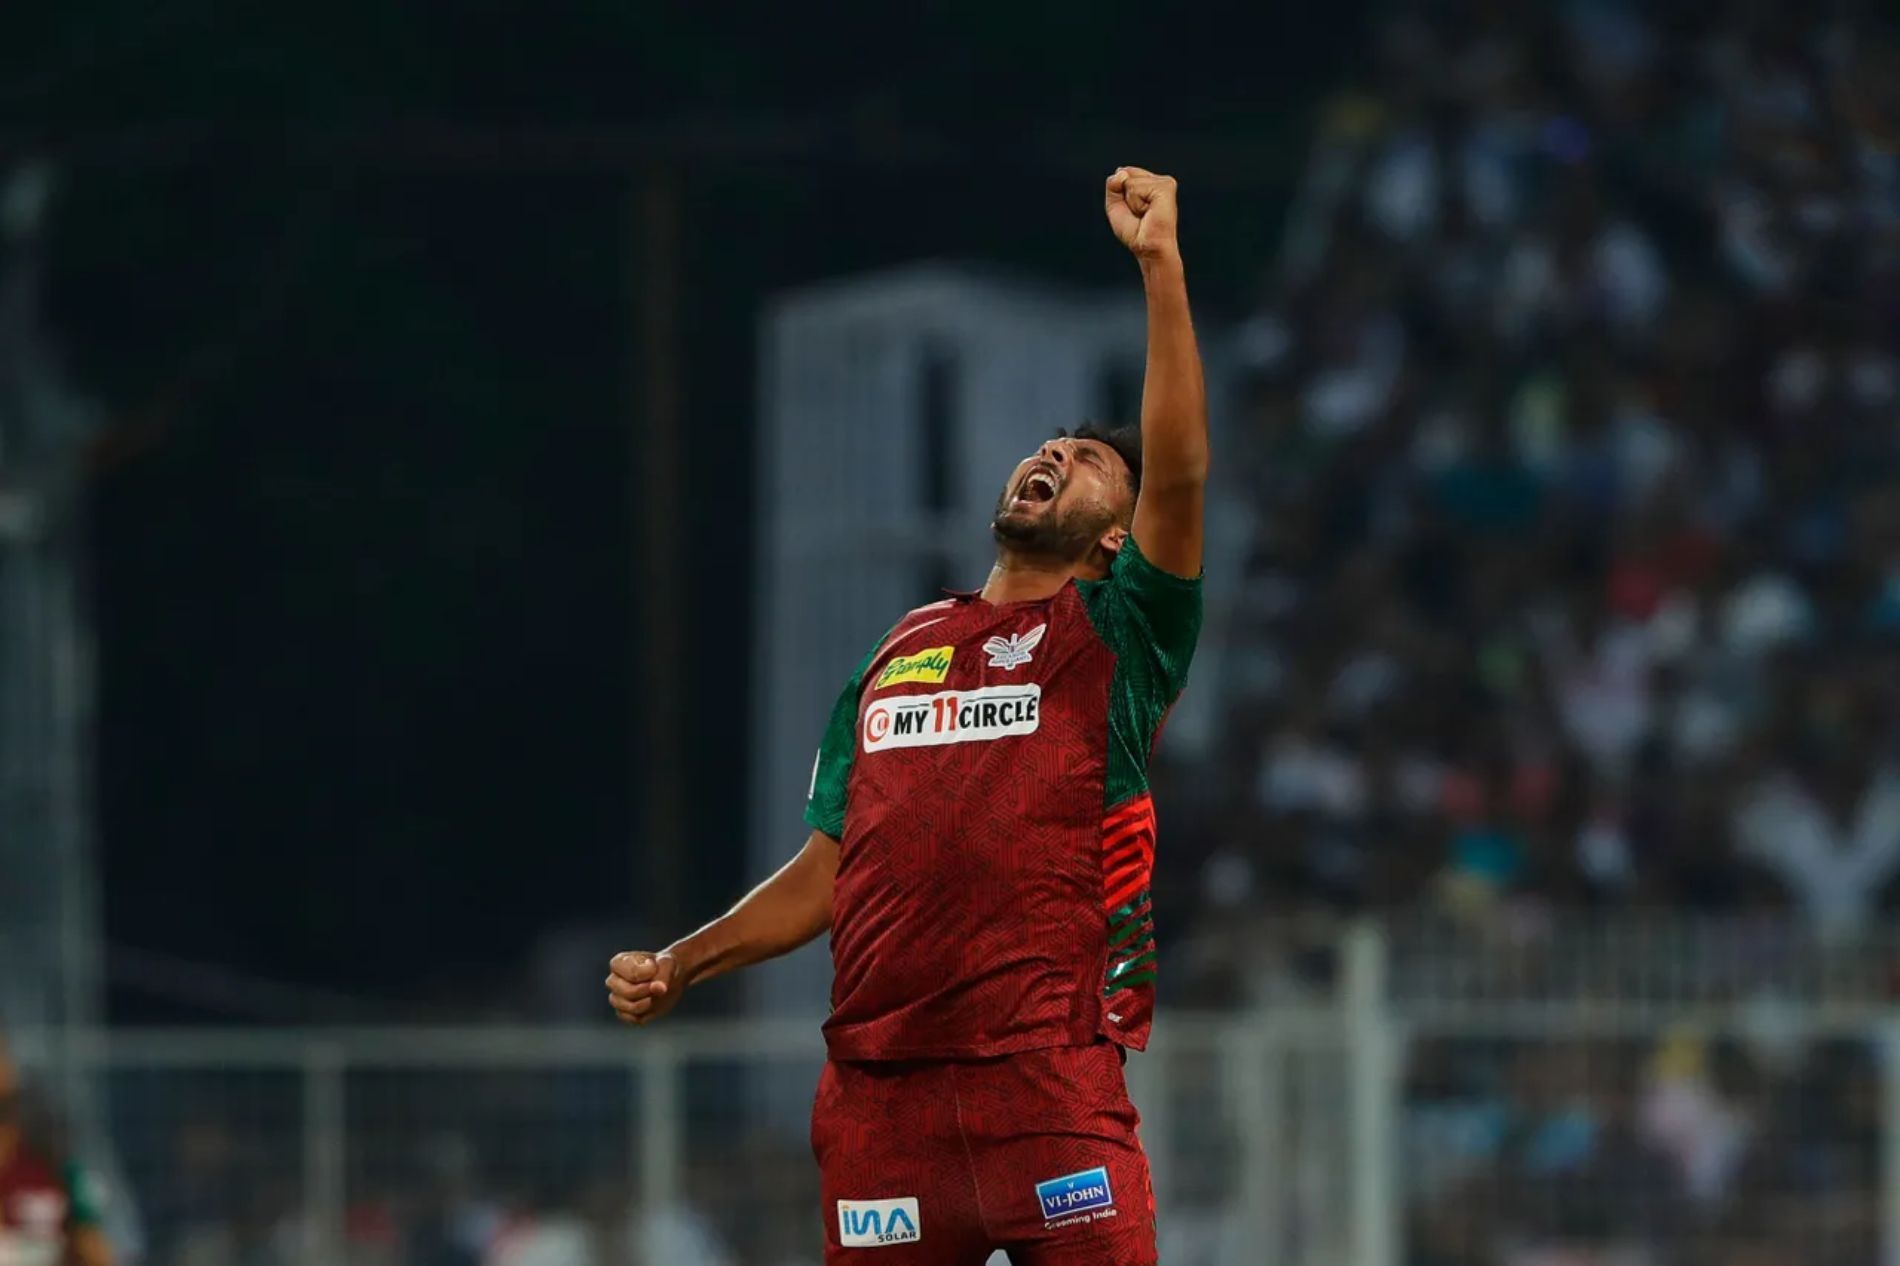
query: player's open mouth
[{"left": 1012, "top": 467, "right": 1059, "bottom": 510}]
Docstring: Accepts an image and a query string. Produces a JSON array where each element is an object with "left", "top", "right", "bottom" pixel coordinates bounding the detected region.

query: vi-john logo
[{"left": 1035, "top": 1166, "right": 1116, "bottom": 1229}]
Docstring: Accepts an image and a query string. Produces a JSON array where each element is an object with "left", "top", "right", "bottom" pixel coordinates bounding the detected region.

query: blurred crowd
[
  {"left": 1152, "top": 3, "right": 1900, "bottom": 1264},
  {"left": 1159, "top": 0, "right": 1900, "bottom": 987},
  {"left": 1408, "top": 1032, "right": 1878, "bottom": 1266},
  {"left": 121, "top": 1105, "right": 825, "bottom": 1266}
]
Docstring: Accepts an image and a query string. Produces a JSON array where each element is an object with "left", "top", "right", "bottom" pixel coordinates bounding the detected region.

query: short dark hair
[{"left": 1058, "top": 423, "right": 1142, "bottom": 499}]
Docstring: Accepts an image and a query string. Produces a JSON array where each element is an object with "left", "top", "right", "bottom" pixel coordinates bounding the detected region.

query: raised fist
[{"left": 1104, "top": 167, "right": 1179, "bottom": 260}]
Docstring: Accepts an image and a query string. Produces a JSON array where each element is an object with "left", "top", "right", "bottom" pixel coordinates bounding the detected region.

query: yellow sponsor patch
[{"left": 875, "top": 646, "right": 955, "bottom": 689}]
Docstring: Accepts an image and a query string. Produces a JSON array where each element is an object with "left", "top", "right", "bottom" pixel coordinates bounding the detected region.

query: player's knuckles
[{"left": 611, "top": 954, "right": 656, "bottom": 981}]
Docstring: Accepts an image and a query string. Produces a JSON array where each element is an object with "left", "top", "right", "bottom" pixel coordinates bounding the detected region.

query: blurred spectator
[
  {"left": 405, "top": 1134, "right": 496, "bottom": 1266},
  {"left": 1731, "top": 749, "right": 1900, "bottom": 939},
  {"left": 483, "top": 1184, "right": 595, "bottom": 1266},
  {"left": 1636, "top": 1033, "right": 1753, "bottom": 1205},
  {"left": 0, "top": 1035, "right": 114, "bottom": 1266}
]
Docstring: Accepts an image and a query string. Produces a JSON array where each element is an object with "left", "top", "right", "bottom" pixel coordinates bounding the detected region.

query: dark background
[{"left": 2, "top": 3, "right": 1364, "bottom": 1013}]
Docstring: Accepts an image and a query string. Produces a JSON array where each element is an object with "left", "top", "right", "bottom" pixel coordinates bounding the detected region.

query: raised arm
[
  {"left": 1105, "top": 167, "right": 1207, "bottom": 578},
  {"left": 607, "top": 829, "right": 839, "bottom": 1025}
]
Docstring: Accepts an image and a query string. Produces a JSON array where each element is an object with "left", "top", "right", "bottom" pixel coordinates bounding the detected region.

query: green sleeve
[
  {"left": 1083, "top": 535, "right": 1203, "bottom": 705},
  {"left": 802, "top": 630, "right": 890, "bottom": 839},
  {"left": 1079, "top": 536, "right": 1204, "bottom": 806},
  {"left": 63, "top": 1159, "right": 104, "bottom": 1228}
]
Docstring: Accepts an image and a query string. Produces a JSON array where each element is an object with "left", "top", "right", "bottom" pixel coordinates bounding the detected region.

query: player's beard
[{"left": 991, "top": 490, "right": 1115, "bottom": 563}]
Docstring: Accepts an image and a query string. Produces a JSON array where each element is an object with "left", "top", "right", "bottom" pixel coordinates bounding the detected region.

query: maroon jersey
[{"left": 805, "top": 537, "right": 1201, "bottom": 1060}]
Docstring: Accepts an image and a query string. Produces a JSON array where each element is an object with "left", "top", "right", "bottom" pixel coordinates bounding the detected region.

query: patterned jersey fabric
[{"left": 806, "top": 536, "right": 1201, "bottom": 1059}]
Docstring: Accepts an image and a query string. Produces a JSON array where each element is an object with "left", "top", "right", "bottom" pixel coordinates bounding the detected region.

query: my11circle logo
[{"left": 861, "top": 685, "right": 1041, "bottom": 752}]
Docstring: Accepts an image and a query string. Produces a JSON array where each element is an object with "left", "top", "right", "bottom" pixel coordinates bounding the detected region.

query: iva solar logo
[
  {"left": 837, "top": 1197, "right": 921, "bottom": 1247},
  {"left": 1035, "top": 1167, "right": 1115, "bottom": 1226}
]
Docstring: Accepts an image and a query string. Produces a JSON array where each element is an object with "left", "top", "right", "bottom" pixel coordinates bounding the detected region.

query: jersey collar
[{"left": 941, "top": 584, "right": 1073, "bottom": 606}]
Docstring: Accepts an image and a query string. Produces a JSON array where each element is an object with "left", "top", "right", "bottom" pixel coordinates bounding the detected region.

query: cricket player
[
  {"left": 0, "top": 1037, "right": 113, "bottom": 1266},
  {"left": 609, "top": 165, "right": 1205, "bottom": 1265}
]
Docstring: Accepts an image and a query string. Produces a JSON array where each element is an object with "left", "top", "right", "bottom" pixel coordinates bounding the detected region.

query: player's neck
[{"left": 979, "top": 551, "right": 1084, "bottom": 604}]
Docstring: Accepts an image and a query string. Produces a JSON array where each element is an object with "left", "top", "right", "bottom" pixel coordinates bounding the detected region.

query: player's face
[{"left": 991, "top": 438, "right": 1132, "bottom": 560}]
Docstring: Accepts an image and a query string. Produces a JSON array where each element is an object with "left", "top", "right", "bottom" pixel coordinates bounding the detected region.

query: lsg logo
[{"left": 838, "top": 1197, "right": 921, "bottom": 1247}]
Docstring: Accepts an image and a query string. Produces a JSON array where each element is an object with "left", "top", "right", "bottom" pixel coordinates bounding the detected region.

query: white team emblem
[{"left": 983, "top": 623, "right": 1046, "bottom": 670}]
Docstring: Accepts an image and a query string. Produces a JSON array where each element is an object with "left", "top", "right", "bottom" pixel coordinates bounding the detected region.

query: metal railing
[{"left": 23, "top": 920, "right": 1900, "bottom": 1265}]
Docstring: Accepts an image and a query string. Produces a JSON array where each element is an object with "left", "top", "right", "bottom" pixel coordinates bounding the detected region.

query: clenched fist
[
  {"left": 606, "top": 949, "right": 684, "bottom": 1026},
  {"left": 1105, "top": 167, "right": 1179, "bottom": 260}
]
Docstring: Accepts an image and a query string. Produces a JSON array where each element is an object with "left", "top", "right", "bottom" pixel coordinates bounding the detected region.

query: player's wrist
[
  {"left": 660, "top": 939, "right": 703, "bottom": 988},
  {"left": 1137, "top": 245, "right": 1183, "bottom": 278}
]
